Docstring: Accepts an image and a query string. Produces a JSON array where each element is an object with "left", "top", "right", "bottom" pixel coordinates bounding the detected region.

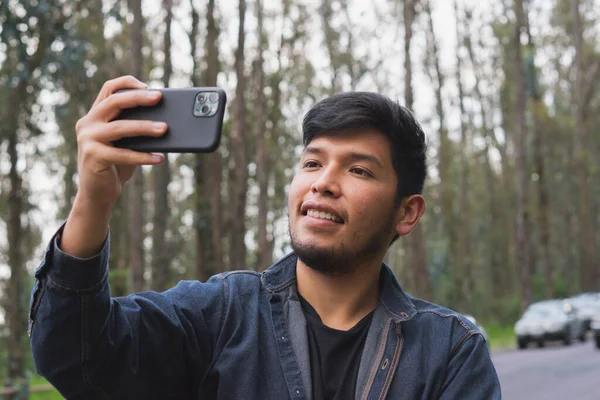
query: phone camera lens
[
  {"left": 209, "top": 93, "right": 219, "bottom": 103},
  {"left": 197, "top": 93, "right": 207, "bottom": 103},
  {"left": 201, "top": 105, "right": 210, "bottom": 114}
]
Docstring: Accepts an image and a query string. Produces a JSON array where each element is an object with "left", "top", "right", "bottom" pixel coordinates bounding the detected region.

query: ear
[{"left": 393, "top": 194, "right": 425, "bottom": 236}]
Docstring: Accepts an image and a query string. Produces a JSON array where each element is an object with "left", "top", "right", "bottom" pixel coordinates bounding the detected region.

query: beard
[{"left": 288, "top": 211, "right": 395, "bottom": 276}]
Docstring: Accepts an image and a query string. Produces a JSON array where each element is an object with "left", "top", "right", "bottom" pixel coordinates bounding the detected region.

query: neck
[{"left": 296, "top": 257, "right": 381, "bottom": 331}]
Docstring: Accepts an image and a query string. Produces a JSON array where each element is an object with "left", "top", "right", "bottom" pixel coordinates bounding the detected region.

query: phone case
[{"left": 113, "top": 87, "right": 227, "bottom": 153}]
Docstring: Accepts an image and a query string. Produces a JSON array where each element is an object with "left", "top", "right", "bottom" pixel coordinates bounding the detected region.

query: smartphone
[{"left": 112, "top": 87, "right": 226, "bottom": 153}]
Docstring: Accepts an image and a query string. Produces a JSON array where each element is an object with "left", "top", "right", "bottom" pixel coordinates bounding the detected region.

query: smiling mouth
[{"left": 305, "top": 209, "right": 343, "bottom": 223}]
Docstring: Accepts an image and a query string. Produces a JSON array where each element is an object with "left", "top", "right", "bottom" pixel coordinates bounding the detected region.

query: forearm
[
  {"left": 30, "top": 228, "right": 224, "bottom": 398},
  {"left": 61, "top": 193, "right": 112, "bottom": 258},
  {"left": 30, "top": 228, "right": 112, "bottom": 398}
]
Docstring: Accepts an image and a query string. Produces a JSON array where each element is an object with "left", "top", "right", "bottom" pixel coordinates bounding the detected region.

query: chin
[
  {"left": 289, "top": 231, "right": 357, "bottom": 276},
  {"left": 288, "top": 215, "right": 391, "bottom": 276}
]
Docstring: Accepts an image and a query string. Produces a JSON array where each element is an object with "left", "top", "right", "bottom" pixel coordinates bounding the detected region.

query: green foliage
[
  {"left": 552, "top": 274, "right": 573, "bottom": 299},
  {"left": 485, "top": 323, "right": 516, "bottom": 351},
  {"left": 29, "top": 375, "right": 64, "bottom": 400},
  {"left": 486, "top": 295, "right": 523, "bottom": 327}
]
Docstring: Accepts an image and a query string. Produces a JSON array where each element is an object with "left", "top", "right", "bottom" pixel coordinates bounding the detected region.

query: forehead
[{"left": 302, "top": 129, "right": 393, "bottom": 162}]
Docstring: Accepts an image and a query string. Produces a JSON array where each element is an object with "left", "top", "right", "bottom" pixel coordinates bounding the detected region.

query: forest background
[{"left": 1, "top": 0, "right": 599, "bottom": 386}]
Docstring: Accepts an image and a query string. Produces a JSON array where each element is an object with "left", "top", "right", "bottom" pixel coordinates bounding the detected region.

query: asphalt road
[{"left": 492, "top": 338, "right": 600, "bottom": 399}]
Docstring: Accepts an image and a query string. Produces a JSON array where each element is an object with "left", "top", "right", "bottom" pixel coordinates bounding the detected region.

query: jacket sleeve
[
  {"left": 29, "top": 225, "right": 226, "bottom": 400},
  {"left": 438, "top": 333, "right": 502, "bottom": 399}
]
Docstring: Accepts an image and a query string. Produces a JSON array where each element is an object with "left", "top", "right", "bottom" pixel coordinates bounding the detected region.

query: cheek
[
  {"left": 351, "top": 191, "right": 395, "bottom": 226},
  {"left": 287, "top": 175, "right": 305, "bottom": 211}
]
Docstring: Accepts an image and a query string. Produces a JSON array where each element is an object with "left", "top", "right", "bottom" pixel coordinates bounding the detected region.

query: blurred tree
[
  {"left": 570, "top": 0, "right": 598, "bottom": 291},
  {"left": 403, "top": 0, "right": 432, "bottom": 301},
  {"left": 0, "top": 0, "right": 78, "bottom": 381},
  {"left": 253, "top": 0, "right": 271, "bottom": 271},
  {"left": 230, "top": 0, "right": 249, "bottom": 269},
  {"left": 203, "top": 0, "right": 225, "bottom": 275},
  {"left": 452, "top": 0, "right": 475, "bottom": 309},
  {"left": 150, "top": 0, "right": 173, "bottom": 292},
  {"left": 6, "top": 0, "right": 600, "bottom": 346},
  {"left": 424, "top": 0, "right": 463, "bottom": 309},
  {"left": 51, "top": 0, "right": 131, "bottom": 296},
  {"left": 513, "top": 0, "right": 533, "bottom": 311},
  {"left": 523, "top": 6, "right": 554, "bottom": 299},
  {"left": 464, "top": 7, "right": 513, "bottom": 298},
  {"left": 261, "top": 0, "right": 314, "bottom": 264},
  {"left": 190, "top": 0, "right": 224, "bottom": 280},
  {"left": 127, "top": 0, "right": 146, "bottom": 293}
]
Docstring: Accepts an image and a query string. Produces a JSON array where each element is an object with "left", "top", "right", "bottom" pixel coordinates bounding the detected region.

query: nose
[{"left": 310, "top": 166, "right": 341, "bottom": 197}]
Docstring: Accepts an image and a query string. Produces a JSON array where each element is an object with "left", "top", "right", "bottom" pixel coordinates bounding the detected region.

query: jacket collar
[{"left": 261, "top": 252, "right": 417, "bottom": 323}]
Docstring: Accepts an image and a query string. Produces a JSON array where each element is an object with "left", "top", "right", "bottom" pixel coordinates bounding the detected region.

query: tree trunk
[
  {"left": 513, "top": 0, "right": 533, "bottom": 311},
  {"left": 463, "top": 10, "right": 512, "bottom": 297},
  {"left": 230, "top": 0, "right": 248, "bottom": 269},
  {"left": 253, "top": 0, "right": 271, "bottom": 270},
  {"left": 524, "top": 20, "right": 553, "bottom": 298},
  {"left": 188, "top": 0, "right": 208, "bottom": 281},
  {"left": 3, "top": 20, "right": 52, "bottom": 380},
  {"left": 151, "top": 0, "right": 173, "bottom": 292},
  {"left": 6, "top": 126, "right": 24, "bottom": 382},
  {"left": 190, "top": 0, "right": 224, "bottom": 277},
  {"left": 453, "top": 0, "right": 475, "bottom": 304},
  {"left": 320, "top": 0, "right": 341, "bottom": 94},
  {"left": 128, "top": 0, "right": 146, "bottom": 293},
  {"left": 425, "top": 0, "right": 460, "bottom": 307},
  {"left": 571, "top": 0, "right": 598, "bottom": 291},
  {"left": 565, "top": 201, "right": 577, "bottom": 295},
  {"left": 205, "top": 0, "right": 224, "bottom": 274},
  {"left": 403, "top": 0, "right": 432, "bottom": 301}
]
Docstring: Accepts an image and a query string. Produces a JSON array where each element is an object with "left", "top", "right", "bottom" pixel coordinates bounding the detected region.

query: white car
[
  {"left": 570, "top": 293, "right": 600, "bottom": 332},
  {"left": 591, "top": 315, "right": 600, "bottom": 349},
  {"left": 514, "top": 300, "right": 586, "bottom": 349}
]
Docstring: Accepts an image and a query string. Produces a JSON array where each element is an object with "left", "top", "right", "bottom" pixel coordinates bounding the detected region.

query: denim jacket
[{"left": 29, "top": 227, "right": 501, "bottom": 399}]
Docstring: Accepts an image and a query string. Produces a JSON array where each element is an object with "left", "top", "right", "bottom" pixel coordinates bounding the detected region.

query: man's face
[{"left": 288, "top": 129, "right": 401, "bottom": 275}]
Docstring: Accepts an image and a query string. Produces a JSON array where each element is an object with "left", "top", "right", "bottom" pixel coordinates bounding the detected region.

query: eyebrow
[{"left": 303, "top": 146, "right": 384, "bottom": 169}]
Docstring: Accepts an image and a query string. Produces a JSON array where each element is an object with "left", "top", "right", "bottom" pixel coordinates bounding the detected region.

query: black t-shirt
[{"left": 299, "top": 295, "right": 374, "bottom": 400}]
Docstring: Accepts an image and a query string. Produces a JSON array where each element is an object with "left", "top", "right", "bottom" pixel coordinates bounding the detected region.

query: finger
[
  {"left": 92, "top": 89, "right": 162, "bottom": 122},
  {"left": 96, "top": 120, "right": 168, "bottom": 142},
  {"left": 82, "top": 142, "right": 164, "bottom": 166},
  {"left": 102, "top": 147, "right": 164, "bottom": 166},
  {"left": 92, "top": 75, "right": 148, "bottom": 109}
]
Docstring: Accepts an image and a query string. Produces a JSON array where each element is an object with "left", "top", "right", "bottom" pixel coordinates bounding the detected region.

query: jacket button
[{"left": 381, "top": 358, "right": 389, "bottom": 370}]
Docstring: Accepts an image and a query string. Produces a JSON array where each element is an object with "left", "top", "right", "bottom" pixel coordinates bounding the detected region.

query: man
[{"left": 30, "top": 76, "right": 501, "bottom": 399}]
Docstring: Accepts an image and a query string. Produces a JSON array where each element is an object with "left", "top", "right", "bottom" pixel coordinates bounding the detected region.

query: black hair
[{"left": 302, "top": 92, "right": 428, "bottom": 205}]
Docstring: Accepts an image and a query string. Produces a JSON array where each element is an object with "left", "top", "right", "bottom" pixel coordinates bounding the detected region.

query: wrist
[
  {"left": 73, "top": 190, "right": 116, "bottom": 214},
  {"left": 60, "top": 193, "right": 113, "bottom": 258}
]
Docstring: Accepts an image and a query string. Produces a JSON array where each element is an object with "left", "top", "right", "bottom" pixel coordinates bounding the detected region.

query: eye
[
  {"left": 350, "top": 167, "right": 372, "bottom": 177},
  {"left": 302, "top": 160, "right": 321, "bottom": 169}
]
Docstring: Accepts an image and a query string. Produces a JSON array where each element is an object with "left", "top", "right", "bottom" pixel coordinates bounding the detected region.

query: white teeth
[{"left": 307, "top": 209, "right": 341, "bottom": 223}]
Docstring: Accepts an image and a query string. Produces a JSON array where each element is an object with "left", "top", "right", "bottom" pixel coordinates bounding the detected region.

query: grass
[
  {"left": 28, "top": 375, "right": 64, "bottom": 400},
  {"left": 486, "top": 323, "right": 516, "bottom": 351}
]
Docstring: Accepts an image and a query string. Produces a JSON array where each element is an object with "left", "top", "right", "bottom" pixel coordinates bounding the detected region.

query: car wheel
[
  {"left": 595, "top": 336, "right": 600, "bottom": 349},
  {"left": 517, "top": 338, "right": 528, "bottom": 350},
  {"left": 537, "top": 339, "right": 545, "bottom": 348},
  {"left": 563, "top": 328, "right": 572, "bottom": 345},
  {"left": 579, "top": 331, "right": 586, "bottom": 342}
]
